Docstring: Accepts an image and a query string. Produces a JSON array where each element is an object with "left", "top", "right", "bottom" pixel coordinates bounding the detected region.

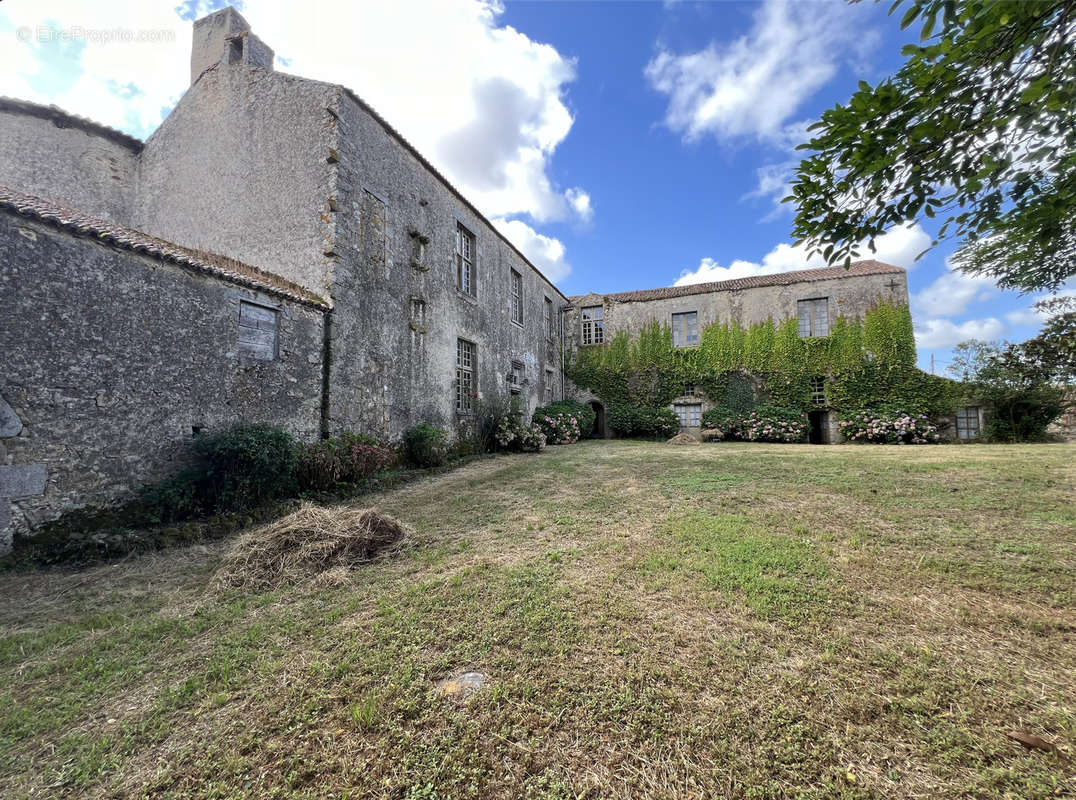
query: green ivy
[{"left": 566, "top": 302, "right": 961, "bottom": 416}]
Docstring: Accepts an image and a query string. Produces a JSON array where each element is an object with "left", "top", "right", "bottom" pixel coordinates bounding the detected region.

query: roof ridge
[
  {"left": 0, "top": 97, "right": 144, "bottom": 152},
  {"left": 0, "top": 185, "right": 330, "bottom": 310},
  {"left": 569, "top": 261, "right": 906, "bottom": 303}
]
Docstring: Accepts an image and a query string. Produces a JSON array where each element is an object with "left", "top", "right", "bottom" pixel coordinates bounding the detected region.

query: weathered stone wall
[
  {"left": 0, "top": 103, "right": 140, "bottom": 223},
  {"left": 564, "top": 270, "right": 908, "bottom": 354},
  {"left": 0, "top": 212, "right": 325, "bottom": 552},
  {"left": 133, "top": 65, "right": 337, "bottom": 296},
  {"left": 323, "top": 89, "right": 565, "bottom": 439},
  {"left": 563, "top": 270, "right": 908, "bottom": 441}
]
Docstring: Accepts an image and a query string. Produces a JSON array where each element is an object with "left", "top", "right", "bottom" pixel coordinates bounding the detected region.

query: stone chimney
[{"left": 190, "top": 6, "right": 274, "bottom": 85}]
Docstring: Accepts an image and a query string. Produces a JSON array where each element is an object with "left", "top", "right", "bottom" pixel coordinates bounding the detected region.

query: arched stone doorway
[{"left": 589, "top": 400, "right": 606, "bottom": 438}]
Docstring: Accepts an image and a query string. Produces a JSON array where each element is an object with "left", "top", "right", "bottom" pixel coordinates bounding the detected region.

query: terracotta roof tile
[
  {"left": 570, "top": 261, "right": 905, "bottom": 304},
  {"left": 0, "top": 185, "right": 330, "bottom": 310}
]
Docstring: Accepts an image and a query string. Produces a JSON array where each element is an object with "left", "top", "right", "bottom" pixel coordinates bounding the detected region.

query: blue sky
[{"left": 0, "top": 0, "right": 1064, "bottom": 374}]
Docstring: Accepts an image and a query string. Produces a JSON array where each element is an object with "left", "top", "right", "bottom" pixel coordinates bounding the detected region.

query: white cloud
[
  {"left": 674, "top": 223, "right": 931, "bottom": 286},
  {"left": 564, "top": 187, "right": 593, "bottom": 223},
  {"left": 914, "top": 318, "right": 1004, "bottom": 349},
  {"left": 492, "top": 217, "right": 570, "bottom": 282},
  {"left": 0, "top": 2, "right": 192, "bottom": 137},
  {"left": 0, "top": 0, "right": 588, "bottom": 228},
  {"left": 246, "top": 0, "right": 582, "bottom": 224},
  {"left": 912, "top": 259, "right": 996, "bottom": 318},
  {"left": 645, "top": 0, "right": 875, "bottom": 143}
]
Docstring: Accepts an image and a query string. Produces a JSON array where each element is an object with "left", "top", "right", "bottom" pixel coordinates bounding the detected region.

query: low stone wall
[{"left": 0, "top": 213, "right": 326, "bottom": 553}]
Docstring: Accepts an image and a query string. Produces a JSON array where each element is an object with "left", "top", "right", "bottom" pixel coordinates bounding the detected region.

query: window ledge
[{"left": 456, "top": 290, "right": 478, "bottom": 305}]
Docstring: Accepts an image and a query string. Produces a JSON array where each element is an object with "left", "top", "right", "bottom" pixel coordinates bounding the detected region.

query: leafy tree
[
  {"left": 1018, "top": 297, "right": 1076, "bottom": 384},
  {"left": 949, "top": 338, "right": 1067, "bottom": 441},
  {"left": 790, "top": 0, "right": 1076, "bottom": 292}
]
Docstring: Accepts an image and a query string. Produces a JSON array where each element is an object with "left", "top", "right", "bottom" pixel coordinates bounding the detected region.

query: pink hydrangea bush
[
  {"left": 701, "top": 406, "right": 808, "bottom": 443},
  {"left": 494, "top": 415, "right": 547, "bottom": 452},
  {"left": 535, "top": 411, "right": 581, "bottom": 444},
  {"left": 839, "top": 407, "right": 940, "bottom": 444}
]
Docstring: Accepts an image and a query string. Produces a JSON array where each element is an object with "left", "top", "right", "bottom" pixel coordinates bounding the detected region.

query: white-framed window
[
  {"left": 237, "top": 300, "right": 278, "bottom": 361},
  {"left": 674, "top": 403, "right": 702, "bottom": 428},
  {"left": 456, "top": 338, "right": 476, "bottom": 411},
  {"left": 581, "top": 305, "right": 604, "bottom": 345},
  {"left": 810, "top": 376, "right": 826, "bottom": 406},
  {"left": 955, "top": 406, "right": 980, "bottom": 440},
  {"left": 456, "top": 223, "right": 476, "bottom": 296},
  {"left": 544, "top": 296, "right": 554, "bottom": 340},
  {"left": 510, "top": 269, "right": 523, "bottom": 326},
  {"left": 682, "top": 384, "right": 697, "bottom": 397},
  {"left": 797, "top": 298, "right": 830, "bottom": 338},
  {"left": 672, "top": 311, "right": 698, "bottom": 347}
]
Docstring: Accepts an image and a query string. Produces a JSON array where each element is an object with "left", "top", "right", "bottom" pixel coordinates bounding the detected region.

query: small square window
[
  {"left": 810, "top": 376, "right": 826, "bottom": 406},
  {"left": 581, "top": 305, "right": 604, "bottom": 345},
  {"left": 682, "top": 384, "right": 696, "bottom": 397},
  {"left": 237, "top": 300, "right": 278, "bottom": 361},
  {"left": 508, "top": 359, "right": 524, "bottom": 395}
]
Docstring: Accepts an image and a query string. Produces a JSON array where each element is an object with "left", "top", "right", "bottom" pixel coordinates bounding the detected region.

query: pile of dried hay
[
  {"left": 213, "top": 503, "right": 408, "bottom": 590},
  {"left": 666, "top": 432, "right": 700, "bottom": 445}
]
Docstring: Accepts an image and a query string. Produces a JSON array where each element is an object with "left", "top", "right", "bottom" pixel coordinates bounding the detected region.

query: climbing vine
[{"left": 565, "top": 302, "right": 961, "bottom": 417}]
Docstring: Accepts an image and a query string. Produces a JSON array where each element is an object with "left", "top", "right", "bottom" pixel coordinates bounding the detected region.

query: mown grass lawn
[{"left": 2, "top": 441, "right": 1074, "bottom": 799}]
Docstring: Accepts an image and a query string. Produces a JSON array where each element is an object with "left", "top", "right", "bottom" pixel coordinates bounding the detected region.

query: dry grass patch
[
  {"left": 213, "top": 503, "right": 408, "bottom": 590},
  {"left": 1, "top": 441, "right": 1073, "bottom": 799}
]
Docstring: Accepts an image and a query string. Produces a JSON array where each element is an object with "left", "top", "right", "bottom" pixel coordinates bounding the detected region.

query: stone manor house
[{"left": 0, "top": 7, "right": 911, "bottom": 551}]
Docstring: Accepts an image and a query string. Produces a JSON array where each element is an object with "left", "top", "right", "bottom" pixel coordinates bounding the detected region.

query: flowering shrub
[
  {"left": 494, "top": 415, "right": 548, "bottom": 452},
  {"left": 533, "top": 401, "right": 596, "bottom": 434},
  {"left": 534, "top": 411, "right": 581, "bottom": 444},
  {"left": 701, "top": 406, "right": 808, "bottom": 443},
  {"left": 839, "top": 407, "right": 940, "bottom": 444}
]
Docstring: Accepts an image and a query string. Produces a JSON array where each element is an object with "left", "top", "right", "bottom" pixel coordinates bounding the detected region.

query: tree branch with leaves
[{"left": 789, "top": 0, "right": 1076, "bottom": 292}]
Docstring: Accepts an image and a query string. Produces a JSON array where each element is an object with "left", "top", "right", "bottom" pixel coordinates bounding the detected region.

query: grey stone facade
[
  {"left": 0, "top": 210, "right": 325, "bottom": 552},
  {"left": 0, "top": 98, "right": 140, "bottom": 223}
]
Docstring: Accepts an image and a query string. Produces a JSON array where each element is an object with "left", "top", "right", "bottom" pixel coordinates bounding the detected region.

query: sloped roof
[
  {"left": 570, "top": 261, "right": 905, "bottom": 304},
  {"left": 0, "top": 185, "right": 329, "bottom": 309},
  {"left": 0, "top": 97, "right": 144, "bottom": 152}
]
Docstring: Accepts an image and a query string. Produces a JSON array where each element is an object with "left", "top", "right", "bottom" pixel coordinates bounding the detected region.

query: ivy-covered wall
[{"left": 566, "top": 302, "right": 962, "bottom": 417}]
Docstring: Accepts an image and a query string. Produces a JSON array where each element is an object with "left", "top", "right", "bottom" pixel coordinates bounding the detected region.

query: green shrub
[
  {"left": 404, "top": 423, "right": 449, "bottom": 468},
  {"left": 607, "top": 405, "right": 679, "bottom": 439},
  {"left": 140, "top": 467, "right": 205, "bottom": 524},
  {"left": 192, "top": 423, "right": 298, "bottom": 511},
  {"left": 295, "top": 433, "right": 396, "bottom": 491},
  {"left": 702, "top": 405, "right": 809, "bottom": 442},
  {"left": 983, "top": 386, "right": 1066, "bottom": 442}
]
